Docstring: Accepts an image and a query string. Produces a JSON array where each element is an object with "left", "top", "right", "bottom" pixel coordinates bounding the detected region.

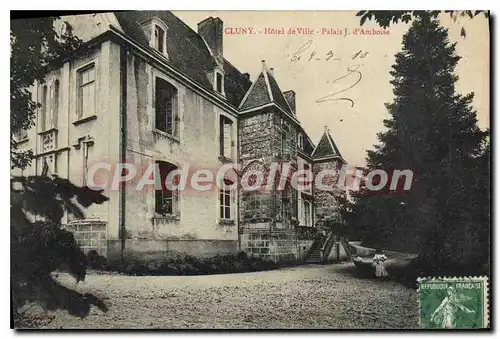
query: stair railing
[{"left": 320, "top": 230, "right": 336, "bottom": 263}]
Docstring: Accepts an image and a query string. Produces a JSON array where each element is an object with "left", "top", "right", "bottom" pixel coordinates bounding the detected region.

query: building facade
[{"left": 12, "top": 11, "right": 346, "bottom": 263}]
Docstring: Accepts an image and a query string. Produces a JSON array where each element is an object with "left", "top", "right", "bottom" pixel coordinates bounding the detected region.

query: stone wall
[
  {"left": 313, "top": 159, "right": 344, "bottom": 227},
  {"left": 240, "top": 230, "right": 306, "bottom": 262},
  {"left": 107, "top": 239, "right": 238, "bottom": 262},
  {"left": 122, "top": 52, "right": 239, "bottom": 243},
  {"left": 64, "top": 219, "right": 107, "bottom": 256}
]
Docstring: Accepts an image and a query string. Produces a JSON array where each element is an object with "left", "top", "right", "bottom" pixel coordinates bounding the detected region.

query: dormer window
[
  {"left": 143, "top": 17, "right": 169, "bottom": 58},
  {"left": 298, "top": 133, "right": 304, "bottom": 149},
  {"left": 154, "top": 25, "right": 165, "bottom": 53},
  {"left": 213, "top": 70, "right": 225, "bottom": 96},
  {"left": 216, "top": 72, "right": 223, "bottom": 93}
]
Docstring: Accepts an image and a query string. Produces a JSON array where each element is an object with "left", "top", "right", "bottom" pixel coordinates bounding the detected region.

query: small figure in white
[
  {"left": 372, "top": 250, "right": 388, "bottom": 277},
  {"left": 430, "top": 286, "right": 475, "bottom": 328}
]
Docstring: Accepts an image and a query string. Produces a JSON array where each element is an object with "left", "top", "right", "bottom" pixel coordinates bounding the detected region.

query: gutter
[{"left": 119, "top": 45, "right": 128, "bottom": 261}]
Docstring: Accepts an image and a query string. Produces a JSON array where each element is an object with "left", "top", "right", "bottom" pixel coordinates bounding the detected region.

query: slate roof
[
  {"left": 239, "top": 68, "right": 294, "bottom": 115},
  {"left": 312, "top": 129, "right": 345, "bottom": 162},
  {"left": 239, "top": 72, "right": 270, "bottom": 110},
  {"left": 114, "top": 11, "right": 251, "bottom": 107},
  {"left": 112, "top": 11, "right": 342, "bottom": 164}
]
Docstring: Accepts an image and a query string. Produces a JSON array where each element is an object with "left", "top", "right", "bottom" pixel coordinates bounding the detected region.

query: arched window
[
  {"left": 219, "top": 179, "right": 233, "bottom": 220},
  {"left": 146, "top": 17, "right": 169, "bottom": 58},
  {"left": 154, "top": 25, "right": 165, "bottom": 53}
]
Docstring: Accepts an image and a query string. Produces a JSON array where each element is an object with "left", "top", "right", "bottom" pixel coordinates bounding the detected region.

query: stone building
[{"left": 12, "top": 11, "right": 346, "bottom": 263}]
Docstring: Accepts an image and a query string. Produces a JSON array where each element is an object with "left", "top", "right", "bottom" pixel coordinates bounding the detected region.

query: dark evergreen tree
[{"left": 350, "top": 17, "right": 489, "bottom": 276}]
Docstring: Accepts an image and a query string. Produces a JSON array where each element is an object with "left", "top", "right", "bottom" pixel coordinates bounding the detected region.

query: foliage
[
  {"left": 11, "top": 175, "right": 109, "bottom": 326},
  {"left": 10, "top": 15, "right": 109, "bottom": 327},
  {"left": 356, "top": 10, "right": 489, "bottom": 28},
  {"left": 10, "top": 16, "right": 83, "bottom": 169},
  {"left": 349, "top": 17, "right": 489, "bottom": 277},
  {"left": 103, "top": 252, "right": 297, "bottom": 276}
]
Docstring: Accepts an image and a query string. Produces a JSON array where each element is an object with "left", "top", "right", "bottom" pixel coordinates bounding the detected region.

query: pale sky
[{"left": 174, "top": 11, "right": 490, "bottom": 166}]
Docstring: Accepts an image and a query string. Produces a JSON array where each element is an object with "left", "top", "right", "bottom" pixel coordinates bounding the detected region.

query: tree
[
  {"left": 357, "top": 10, "right": 489, "bottom": 29},
  {"left": 11, "top": 175, "right": 109, "bottom": 326},
  {"left": 10, "top": 16, "right": 108, "bottom": 327},
  {"left": 11, "top": 16, "right": 82, "bottom": 169},
  {"left": 349, "top": 17, "right": 489, "bottom": 276}
]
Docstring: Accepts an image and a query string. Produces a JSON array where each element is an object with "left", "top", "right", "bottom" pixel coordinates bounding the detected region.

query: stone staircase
[{"left": 304, "top": 235, "right": 327, "bottom": 264}]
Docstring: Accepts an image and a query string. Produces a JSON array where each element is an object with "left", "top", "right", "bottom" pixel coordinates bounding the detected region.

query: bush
[
  {"left": 107, "top": 252, "right": 292, "bottom": 276},
  {"left": 86, "top": 250, "right": 107, "bottom": 270}
]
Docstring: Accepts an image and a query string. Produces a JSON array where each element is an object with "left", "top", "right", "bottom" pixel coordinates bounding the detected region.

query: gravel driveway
[{"left": 38, "top": 263, "right": 419, "bottom": 329}]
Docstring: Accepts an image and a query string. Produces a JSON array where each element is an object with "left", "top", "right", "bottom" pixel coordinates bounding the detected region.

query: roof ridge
[
  {"left": 238, "top": 73, "right": 260, "bottom": 109},
  {"left": 262, "top": 69, "right": 274, "bottom": 103},
  {"left": 279, "top": 87, "right": 295, "bottom": 115}
]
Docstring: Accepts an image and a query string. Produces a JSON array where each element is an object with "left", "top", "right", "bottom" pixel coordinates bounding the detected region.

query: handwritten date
[{"left": 290, "top": 40, "right": 369, "bottom": 62}]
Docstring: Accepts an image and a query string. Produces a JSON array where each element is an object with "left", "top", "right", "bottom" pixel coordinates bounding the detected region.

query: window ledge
[
  {"left": 38, "top": 127, "right": 58, "bottom": 136},
  {"left": 152, "top": 214, "right": 181, "bottom": 223},
  {"left": 153, "top": 129, "right": 180, "bottom": 143},
  {"left": 73, "top": 115, "right": 97, "bottom": 126},
  {"left": 218, "top": 219, "right": 235, "bottom": 226}
]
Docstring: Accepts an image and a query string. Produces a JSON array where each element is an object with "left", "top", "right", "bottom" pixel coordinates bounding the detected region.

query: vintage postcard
[{"left": 10, "top": 10, "right": 490, "bottom": 329}]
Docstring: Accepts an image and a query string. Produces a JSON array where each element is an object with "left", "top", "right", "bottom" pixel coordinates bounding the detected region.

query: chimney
[
  {"left": 283, "top": 90, "right": 296, "bottom": 114},
  {"left": 242, "top": 73, "right": 250, "bottom": 81},
  {"left": 198, "top": 17, "right": 224, "bottom": 64},
  {"left": 269, "top": 67, "right": 274, "bottom": 76}
]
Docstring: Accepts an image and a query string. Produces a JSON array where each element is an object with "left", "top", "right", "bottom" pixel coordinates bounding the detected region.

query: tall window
[
  {"left": 77, "top": 64, "right": 96, "bottom": 118},
  {"left": 155, "top": 78, "right": 178, "bottom": 136},
  {"left": 220, "top": 179, "right": 233, "bottom": 220},
  {"left": 304, "top": 200, "right": 312, "bottom": 226},
  {"left": 155, "top": 161, "right": 178, "bottom": 216},
  {"left": 154, "top": 25, "right": 165, "bottom": 53},
  {"left": 216, "top": 72, "right": 223, "bottom": 93},
  {"left": 40, "top": 85, "right": 48, "bottom": 130},
  {"left": 219, "top": 116, "right": 233, "bottom": 159},
  {"left": 53, "top": 79, "right": 59, "bottom": 126}
]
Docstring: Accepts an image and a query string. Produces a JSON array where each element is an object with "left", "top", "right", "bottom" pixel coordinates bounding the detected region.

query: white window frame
[
  {"left": 76, "top": 63, "right": 96, "bottom": 119},
  {"left": 214, "top": 70, "right": 225, "bottom": 96},
  {"left": 154, "top": 76, "right": 179, "bottom": 139},
  {"left": 148, "top": 18, "right": 169, "bottom": 59},
  {"left": 154, "top": 161, "right": 179, "bottom": 217},
  {"left": 219, "top": 115, "right": 234, "bottom": 160},
  {"left": 298, "top": 133, "right": 304, "bottom": 149},
  {"left": 304, "top": 199, "right": 312, "bottom": 226},
  {"left": 219, "top": 179, "right": 234, "bottom": 220}
]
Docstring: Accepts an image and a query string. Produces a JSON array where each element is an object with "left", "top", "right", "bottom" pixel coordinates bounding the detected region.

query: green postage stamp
[{"left": 418, "top": 276, "right": 489, "bottom": 329}]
